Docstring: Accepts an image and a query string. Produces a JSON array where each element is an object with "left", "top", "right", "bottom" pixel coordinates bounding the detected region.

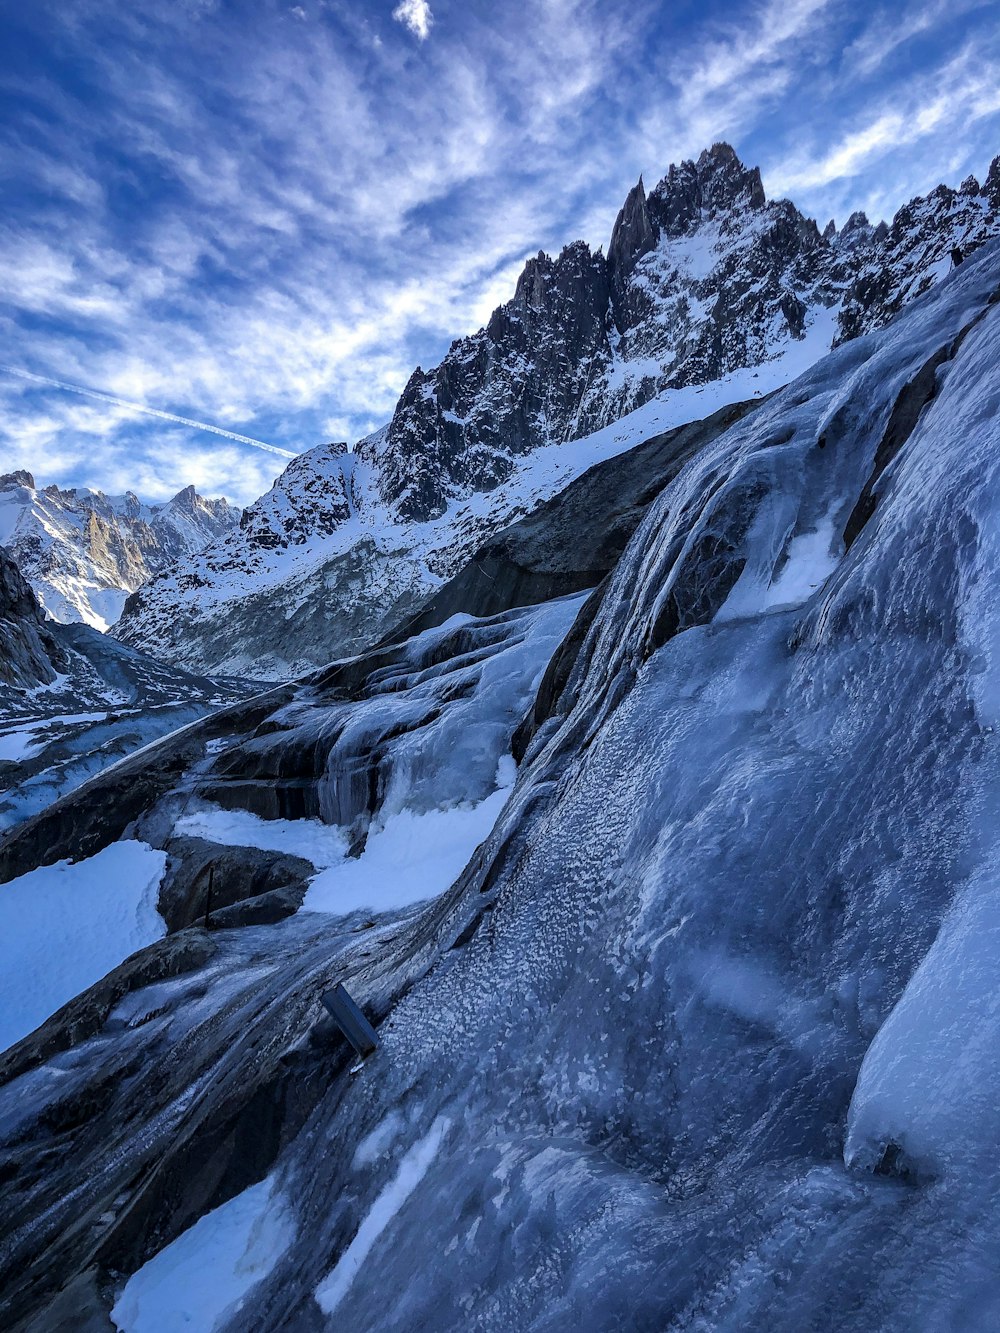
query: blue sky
[{"left": 1, "top": 0, "right": 998, "bottom": 507}]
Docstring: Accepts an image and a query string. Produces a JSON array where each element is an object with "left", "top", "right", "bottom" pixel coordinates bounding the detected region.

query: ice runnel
[{"left": 194, "top": 603, "right": 584, "bottom": 839}]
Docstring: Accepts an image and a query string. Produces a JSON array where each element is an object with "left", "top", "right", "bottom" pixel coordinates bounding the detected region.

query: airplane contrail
[{"left": 0, "top": 364, "right": 298, "bottom": 459}]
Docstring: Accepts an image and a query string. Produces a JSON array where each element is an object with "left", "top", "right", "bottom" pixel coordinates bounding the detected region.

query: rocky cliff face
[
  {"left": 0, "top": 545, "right": 68, "bottom": 689},
  {"left": 0, "top": 471, "right": 239, "bottom": 630},
  {"left": 361, "top": 142, "right": 1000, "bottom": 526},
  {"left": 114, "top": 143, "right": 1000, "bottom": 677}
]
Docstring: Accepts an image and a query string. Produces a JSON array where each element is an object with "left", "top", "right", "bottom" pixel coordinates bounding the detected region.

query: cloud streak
[{"left": 0, "top": 365, "right": 296, "bottom": 458}]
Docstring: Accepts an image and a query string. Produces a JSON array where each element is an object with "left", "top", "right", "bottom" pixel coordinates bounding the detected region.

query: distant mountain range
[
  {"left": 0, "top": 471, "right": 239, "bottom": 631},
  {"left": 62, "top": 143, "right": 1000, "bottom": 675}
]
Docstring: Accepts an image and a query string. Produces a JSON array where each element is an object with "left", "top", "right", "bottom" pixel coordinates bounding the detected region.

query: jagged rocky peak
[
  {"left": 837, "top": 211, "right": 875, "bottom": 248},
  {"left": 0, "top": 470, "right": 36, "bottom": 492},
  {"left": 238, "top": 441, "right": 352, "bottom": 548},
  {"left": 607, "top": 176, "right": 658, "bottom": 323},
  {"left": 608, "top": 176, "right": 657, "bottom": 276},
  {"left": 507, "top": 239, "right": 608, "bottom": 322},
  {"left": 362, "top": 239, "right": 612, "bottom": 523},
  {"left": 984, "top": 154, "right": 1000, "bottom": 209},
  {"left": 648, "top": 140, "right": 766, "bottom": 237}
]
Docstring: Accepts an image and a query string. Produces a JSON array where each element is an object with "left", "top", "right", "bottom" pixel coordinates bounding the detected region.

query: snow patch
[
  {"left": 303, "top": 779, "right": 512, "bottom": 918},
  {"left": 111, "top": 1175, "right": 293, "bottom": 1333},
  {"left": 0, "top": 841, "right": 167, "bottom": 1054},
  {"left": 173, "top": 805, "right": 348, "bottom": 868}
]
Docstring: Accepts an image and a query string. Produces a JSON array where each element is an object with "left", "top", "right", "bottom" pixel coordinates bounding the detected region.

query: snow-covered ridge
[{"left": 0, "top": 470, "right": 239, "bottom": 630}]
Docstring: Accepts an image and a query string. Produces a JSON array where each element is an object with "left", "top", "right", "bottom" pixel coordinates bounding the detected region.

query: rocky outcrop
[
  {"left": 235, "top": 443, "right": 351, "bottom": 549},
  {"left": 0, "top": 546, "right": 68, "bottom": 688}
]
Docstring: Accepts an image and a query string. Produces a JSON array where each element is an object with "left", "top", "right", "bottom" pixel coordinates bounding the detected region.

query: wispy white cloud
[
  {"left": 0, "top": 365, "right": 296, "bottom": 457},
  {"left": 393, "top": 0, "right": 433, "bottom": 42},
  {"left": 768, "top": 42, "right": 1000, "bottom": 202}
]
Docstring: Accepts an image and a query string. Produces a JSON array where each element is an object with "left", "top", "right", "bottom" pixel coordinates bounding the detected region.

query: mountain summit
[{"left": 114, "top": 143, "right": 1000, "bottom": 677}]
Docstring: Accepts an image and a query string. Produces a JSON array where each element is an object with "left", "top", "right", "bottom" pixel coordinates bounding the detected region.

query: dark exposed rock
[
  {"left": 362, "top": 241, "right": 612, "bottom": 522},
  {"left": 984, "top": 154, "right": 1000, "bottom": 211},
  {"left": 0, "top": 470, "right": 36, "bottom": 490},
  {"left": 0, "top": 546, "right": 68, "bottom": 688},
  {"left": 607, "top": 176, "right": 658, "bottom": 327},
  {"left": 157, "top": 836, "right": 315, "bottom": 931}
]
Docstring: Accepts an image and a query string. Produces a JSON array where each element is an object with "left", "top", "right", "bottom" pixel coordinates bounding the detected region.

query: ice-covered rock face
[
  {"left": 266, "top": 240, "right": 998, "bottom": 1332},
  {"left": 0, "top": 471, "right": 239, "bottom": 631},
  {"left": 5, "top": 244, "right": 1000, "bottom": 1330},
  {"left": 114, "top": 145, "right": 1000, "bottom": 679}
]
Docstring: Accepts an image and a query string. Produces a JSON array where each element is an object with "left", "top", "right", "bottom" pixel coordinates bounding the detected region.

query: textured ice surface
[
  {"left": 0, "top": 841, "right": 166, "bottom": 1053},
  {"left": 206, "top": 243, "right": 1000, "bottom": 1331}
]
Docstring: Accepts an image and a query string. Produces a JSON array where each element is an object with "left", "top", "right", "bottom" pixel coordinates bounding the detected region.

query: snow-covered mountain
[
  {"left": 3, "top": 238, "right": 1000, "bottom": 1330},
  {"left": 0, "top": 470, "right": 239, "bottom": 631},
  {"left": 114, "top": 143, "right": 1000, "bottom": 679}
]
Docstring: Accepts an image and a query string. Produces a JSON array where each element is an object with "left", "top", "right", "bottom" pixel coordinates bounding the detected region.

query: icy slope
[
  {"left": 2, "top": 243, "right": 1000, "bottom": 1330},
  {"left": 208, "top": 239, "right": 1000, "bottom": 1332},
  {"left": 115, "top": 144, "right": 1000, "bottom": 678},
  {"left": 0, "top": 471, "right": 238, "bottom": 630}
]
